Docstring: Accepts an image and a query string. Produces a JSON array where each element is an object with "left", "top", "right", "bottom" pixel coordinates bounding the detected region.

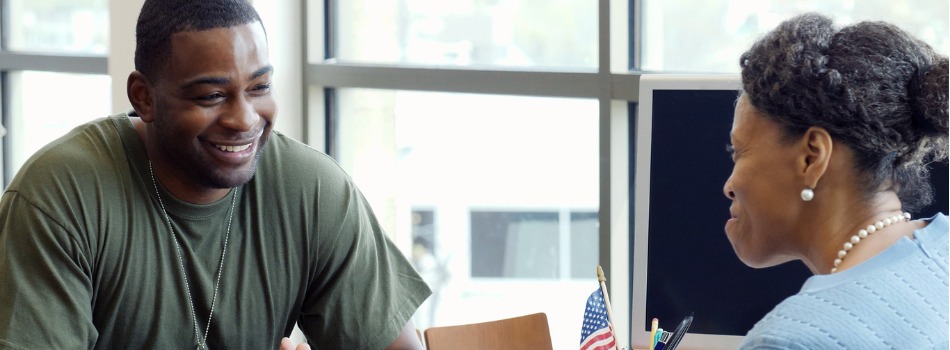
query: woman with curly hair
[{"left": 724, "top": 13, "right": 948, "bottom": 349}]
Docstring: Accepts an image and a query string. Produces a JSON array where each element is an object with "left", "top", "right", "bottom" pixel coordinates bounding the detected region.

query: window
[
  {"left": 640, "top": 0, "right": 949, "bottom": 72},
  {"left": 6, "top": 71, "right": 111, "bottom": 175},
  {"left": 569, "top": 211, "right": 599, "bottom": 278},
  {"left": 471, "top": 211, "right": 560, "bottom": 278},
  {"left": 329, "top": 87, "right": 600, "bottom": 344},
  {"left": 0, "top": 0, "right": 109, "bottom": 184},
  {"left": 470, "top": 210, "right": 598, "bottom": 279},
  {"left": 332, "top": 0, "right": 597, "bottom": 68},
  {"left": 7, "top": 0, "right": 108, "bottom": 54}
]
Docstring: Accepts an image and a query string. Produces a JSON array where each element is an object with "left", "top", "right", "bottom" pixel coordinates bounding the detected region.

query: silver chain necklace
[{"left": 148, "top": 161, "right": 237, "bottom": 350}]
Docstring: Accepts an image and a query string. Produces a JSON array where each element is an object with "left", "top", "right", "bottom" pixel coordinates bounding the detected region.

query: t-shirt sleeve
[
  {"left": 0, "top": 191, "right": 97, "bottom": 349},
  {"left": 297, "top": 171, "right": 431, "bottom": 349}
]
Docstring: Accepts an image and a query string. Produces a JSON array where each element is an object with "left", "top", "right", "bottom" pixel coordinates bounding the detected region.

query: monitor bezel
[{"left": 629, "top": 74, "right": 743, "bottom": 350}]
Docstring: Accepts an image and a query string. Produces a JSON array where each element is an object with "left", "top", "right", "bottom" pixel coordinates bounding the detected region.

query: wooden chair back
[{"left": 423, "top": 312, "right": 554, "bottom": 350}]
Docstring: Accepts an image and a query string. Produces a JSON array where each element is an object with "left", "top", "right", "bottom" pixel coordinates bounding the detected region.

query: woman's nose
[{"left": 723, "top": 177, "right": 735, "bottom": 200}]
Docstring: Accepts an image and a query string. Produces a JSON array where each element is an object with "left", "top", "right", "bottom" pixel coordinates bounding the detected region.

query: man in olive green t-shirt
[{"left": 0, "top": 0, "right": 430, "bottom": 349}]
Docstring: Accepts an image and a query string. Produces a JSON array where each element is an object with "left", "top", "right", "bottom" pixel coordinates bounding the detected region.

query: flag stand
[{"left": 597, "top": 265, "right": 623, "bottom": 350}]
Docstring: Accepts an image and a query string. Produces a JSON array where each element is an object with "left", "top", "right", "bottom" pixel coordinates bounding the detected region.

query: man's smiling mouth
[{"left": 214, "top": 143, "right": 252, "bottom": 152}]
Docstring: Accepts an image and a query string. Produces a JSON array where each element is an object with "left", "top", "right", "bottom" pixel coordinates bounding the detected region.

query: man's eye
[
  {"left": 252, "top": 83, "right": 271, "bottom": 93},
  {"left": 196, "top": 92, "right": 225, "bottom": 101}
]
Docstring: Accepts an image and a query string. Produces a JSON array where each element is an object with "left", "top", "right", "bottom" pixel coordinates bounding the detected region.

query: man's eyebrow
[
  {"left": 179, "top": 65, "right": 273, "bottom": 90},
  {"left": 180, "top": 76, "right": 230, "bottom": 90},
  {"left": 251, "top": 65, "right": 273, "bottom": 80}
]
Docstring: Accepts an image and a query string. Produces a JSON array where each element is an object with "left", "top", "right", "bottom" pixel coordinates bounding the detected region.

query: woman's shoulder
[
  {"left": 743, "top": 245, "right": 949, "bottom": 349},
  {"left": 915, "top": 212, "right": 949, "bottom": 268},
  {"left": 739, "top": 302, "right": 830, "bottom": 350},
  {"left": 918, "top": 213, "right": 948, "bottom": 240},
  {"left": 744, "top": 290, "right": 948, "bottom": 349}
]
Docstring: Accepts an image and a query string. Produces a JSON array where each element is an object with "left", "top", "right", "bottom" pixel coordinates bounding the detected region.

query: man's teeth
[{"left": 215, "top": 143, "right": 252, "bottom": 152}]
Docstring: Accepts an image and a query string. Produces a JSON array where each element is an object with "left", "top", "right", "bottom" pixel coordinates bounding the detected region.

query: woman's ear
[
  {"left": 800, "top": 126, "right": 833, "bottom": 189},
  {"left": 127, "top": 71, "right": 155, "bottom": 122}
]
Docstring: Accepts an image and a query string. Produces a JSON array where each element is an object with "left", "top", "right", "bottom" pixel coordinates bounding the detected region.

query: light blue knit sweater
[{"left": 740, "top": 214, "right": 949, "bottom": 350}]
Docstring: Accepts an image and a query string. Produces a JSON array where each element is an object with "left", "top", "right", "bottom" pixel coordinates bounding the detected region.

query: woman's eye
[{"left": 725, "top": 144, "right": 737, "bottom": 162}]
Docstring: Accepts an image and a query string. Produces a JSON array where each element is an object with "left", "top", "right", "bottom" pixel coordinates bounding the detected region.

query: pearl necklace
[
  {"left": 148, "top": 162, "right": 237, "bottom": 349},
  {"left": 831, "top": 212, "right": 910, "bottom": 273}
]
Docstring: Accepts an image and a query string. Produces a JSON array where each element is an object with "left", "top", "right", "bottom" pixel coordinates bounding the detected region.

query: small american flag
[{"left": 579, "top": 288, "right": 617, "bottom": 350}]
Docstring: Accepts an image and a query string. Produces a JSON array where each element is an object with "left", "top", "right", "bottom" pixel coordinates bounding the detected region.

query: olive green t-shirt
[{"left": 0, "top": 115, "right": 431, "bottom": 349}]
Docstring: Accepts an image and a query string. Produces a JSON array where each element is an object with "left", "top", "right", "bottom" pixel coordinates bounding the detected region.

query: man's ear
[
  {"left": 127, "top": 71, "right": 155, "bottom": 122},
  {"left": 799, "top": 126, "right": 833, "bottom": 189}
]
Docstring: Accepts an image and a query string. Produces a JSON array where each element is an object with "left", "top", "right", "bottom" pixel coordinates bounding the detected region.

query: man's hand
[
  {"left": 279, "top": 337, "right": 311, "bottom": 350},
  {"left": 384, "top": 320, "right": 425, "bottom": 350}
]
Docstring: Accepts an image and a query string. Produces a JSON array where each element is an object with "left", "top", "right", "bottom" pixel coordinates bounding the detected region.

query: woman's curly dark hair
[{"left": 740, "top": 13, "right": 949, "bottom": 212}]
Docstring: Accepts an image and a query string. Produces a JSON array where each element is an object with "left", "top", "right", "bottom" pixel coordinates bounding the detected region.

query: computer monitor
[{"left": 627, "top": 74, "right": 948, "bottom": 349}]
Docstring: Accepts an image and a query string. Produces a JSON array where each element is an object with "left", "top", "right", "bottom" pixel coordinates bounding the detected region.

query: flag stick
[{"left": 597, "top": 265, "right": 622, "bottom": 350}]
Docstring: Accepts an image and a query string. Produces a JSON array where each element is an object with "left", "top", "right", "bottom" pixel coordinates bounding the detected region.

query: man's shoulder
[
  {"left": 263, "top": 131, "right": 331, "bottom": 161},
  {"left": 11, "top": 117, "right": 123, "bottom": 180},
  {"left": 4, "top": 116, "right": 130, "bottom": 221},
  {"left": 258, "top": 131, "right": 350, "bottom": 181}
]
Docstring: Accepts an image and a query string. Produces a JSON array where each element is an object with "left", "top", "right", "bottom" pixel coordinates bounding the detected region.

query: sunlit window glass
[
  {"left": 471, "top": 211, "right": 560, "bottom": 278},
  {"left": 7, "top": 0, "right": 109, "bottom": 54},
  {"left": 333, "top": 88, "right": 598, "bottom": 348},
  {"left": 569, "top": 211, "right": 599, "bottom": 278},
  {"left": 331, "top": 0, "right": 597, "bottom": 68},
  {"left": 641, "top": 0, "right": 949, "bottom": 72},
  {"left": 7, "top": 71, "right": 111, "bottom": 177}
]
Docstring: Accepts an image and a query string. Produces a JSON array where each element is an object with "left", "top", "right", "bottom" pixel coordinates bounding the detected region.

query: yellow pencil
[{"left": 650, "top": 318, "right": 658, "bottom": 350}]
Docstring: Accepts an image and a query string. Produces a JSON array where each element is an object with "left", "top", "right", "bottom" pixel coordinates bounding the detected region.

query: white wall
[
  {"left": 253, "top": 0, "right": 303, "bottom": 140},
  {"left": 108, "top": 0, "right": 143, "bottom": 115}
]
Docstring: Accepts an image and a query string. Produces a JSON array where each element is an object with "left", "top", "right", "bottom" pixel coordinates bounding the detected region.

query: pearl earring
[{"left": 801, "top": 188, "right": 814, "bottom": 201}]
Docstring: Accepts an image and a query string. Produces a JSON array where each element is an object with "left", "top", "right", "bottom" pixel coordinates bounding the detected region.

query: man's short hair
[{"left": 134, "top": 0, "right": 263, "bottom": 80}]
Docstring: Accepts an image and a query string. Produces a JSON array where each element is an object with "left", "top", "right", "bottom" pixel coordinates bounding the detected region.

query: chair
[{"left": 423, "top": 312, "right": 554, "bottom": 350}]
